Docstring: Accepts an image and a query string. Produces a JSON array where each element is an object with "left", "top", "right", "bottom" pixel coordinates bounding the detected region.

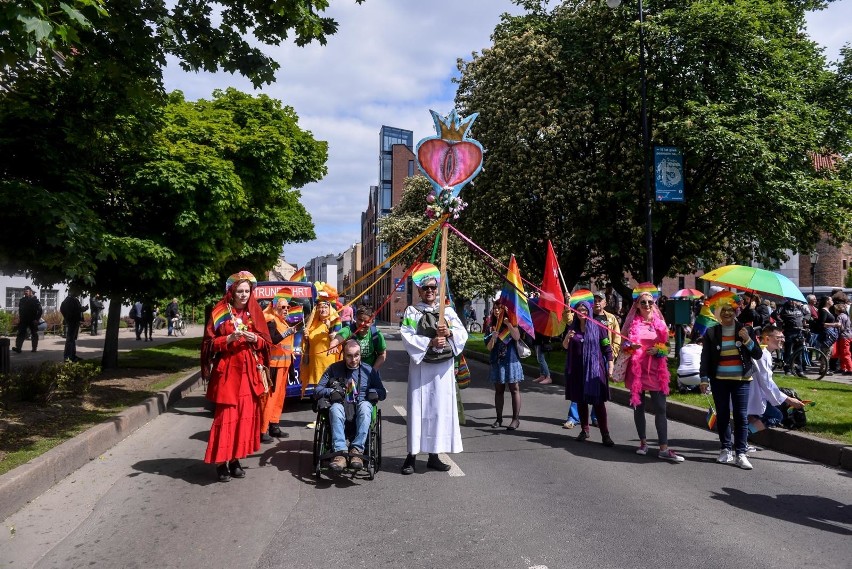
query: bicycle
[
  {"left": 771, "top": 332, "right": 827, "bottom": 380},
  {"left": 171, "top": 315, "right": 187, "bottom": 336},
  {"left": 467, "top": 321, "right": 481, "bottom": 333}
]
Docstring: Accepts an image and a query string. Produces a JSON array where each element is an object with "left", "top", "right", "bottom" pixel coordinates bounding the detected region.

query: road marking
[{"left": 392, "top": 406, "right": 465, "bottom": 477}]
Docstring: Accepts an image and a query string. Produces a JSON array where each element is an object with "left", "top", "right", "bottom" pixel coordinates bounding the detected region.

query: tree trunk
[{"left": 101, "top": 300, "right": 122, "bottom": 369}]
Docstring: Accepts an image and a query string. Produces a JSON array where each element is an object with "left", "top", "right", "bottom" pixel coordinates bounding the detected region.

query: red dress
[{"left": 204, "top": 313, "right": 268, "bottom": 464}]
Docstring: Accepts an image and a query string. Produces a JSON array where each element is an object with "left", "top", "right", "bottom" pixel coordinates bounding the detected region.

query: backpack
[{"left": 778, "top": 387, "right": 807, "bottom": 430}]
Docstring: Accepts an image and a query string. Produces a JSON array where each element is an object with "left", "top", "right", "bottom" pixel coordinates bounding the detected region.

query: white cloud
[{"left": 163, "top": 0, "right": 850, "bottom": 268}]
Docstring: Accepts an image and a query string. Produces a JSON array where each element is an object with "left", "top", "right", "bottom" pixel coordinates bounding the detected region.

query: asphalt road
[{"left": 2, "top": 335, "right": 850, "bottom": 569}]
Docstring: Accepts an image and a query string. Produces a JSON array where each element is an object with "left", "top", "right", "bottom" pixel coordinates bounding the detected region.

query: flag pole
[{"left": 438, "top": 220, "right": 449, "bottom": 325}]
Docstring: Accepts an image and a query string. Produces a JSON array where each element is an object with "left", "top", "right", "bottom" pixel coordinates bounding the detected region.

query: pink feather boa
[{"left": 624, "top": 313, "right": 670, "bottom": 406}]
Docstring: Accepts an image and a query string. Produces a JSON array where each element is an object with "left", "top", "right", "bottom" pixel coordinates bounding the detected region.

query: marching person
[
  {"left": 260, "top": 288, "right": 298, "bottom": 443},
  {"left": 399, "top": 265, "right": 468, "bottom": 475},
  {"left": 299, "top": 283, "right": 343, "bottom": 399},
  {"left": 485, "top": 301, "right": 524, "bottom": 430},
  {"left": 200, "top": 271, "right": 272, "bottom": 483}
]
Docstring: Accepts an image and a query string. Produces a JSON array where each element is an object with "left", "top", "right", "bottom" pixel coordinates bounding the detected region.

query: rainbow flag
[
  {"left": 287, "top": 305, "right": 304, "bottom": 321},
  {"left": 345, "top": 377, "right": 358, "bottom": 402},
  {"left": 498, "top": 324, "right": 512, "bottom": 344},
  {"left": 499, "top": 255, "right": 535, "bottom": 337},
  {"left": 290, "top": 267, "right": 307, "bottom": 282},
  {"left": 212, "top": 304, "right": 231, "bottom": 330},
  {"left": 693, "top": 304, "right": 718, "bottom": 337}
]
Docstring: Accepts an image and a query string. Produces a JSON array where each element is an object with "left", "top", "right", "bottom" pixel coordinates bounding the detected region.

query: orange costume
[
  {"left": 263, "top": 294, "right": 295, "bottom": 428},
  {"left": 299, "top": 282, "right": 342, "bottom": 397}
]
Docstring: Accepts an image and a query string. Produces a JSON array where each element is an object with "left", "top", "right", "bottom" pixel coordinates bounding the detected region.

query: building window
[
  {"left": 381, "top": 182, "right": 392, "bottom": 210},
  {"left": 678, "top": 276, "right": 685, "bottom": 289},
  {"left": 6, "top": 287, "right": 24, "bottom": 310},
  {"left": 408, "top": 160, "right": 415, "bottom": 177},
  {"left": 844, "top": 259, "right": 848, "bottom": 270},
  {"left": 40, "top": 289, "right": 58, "bottom": 312}
]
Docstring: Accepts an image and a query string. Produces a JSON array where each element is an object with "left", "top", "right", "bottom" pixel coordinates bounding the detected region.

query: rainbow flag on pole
[
  {"left": 290, "top": 267, "right": 307, "bottom": 283},
  {"left": 499, "top": 255, "right": 535, "bottom": 337},
  {"left": 212, "top": 304, "right": 231, "bottom": 330}
]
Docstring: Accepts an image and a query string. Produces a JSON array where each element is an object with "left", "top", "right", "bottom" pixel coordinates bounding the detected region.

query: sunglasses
[
  {"left": 421, "top": 286, "right": 437, "bottom": 291},
  {"left": 639, "top": 300, "right": 653, "bottom": 307}
]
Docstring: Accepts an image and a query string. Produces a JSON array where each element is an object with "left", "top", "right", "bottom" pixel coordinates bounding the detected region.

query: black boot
[
  {"left": 216, "top": 463, "right": 231, "bottom": 482},
  {"left": 269, "top": 423, "right": 283, "bottom": 437},
  {"left": 401, "top": 454, "right": 416, "bottom": 475},
  {"left": 427, "top": 453, "right": 451, "bottom": 471}
]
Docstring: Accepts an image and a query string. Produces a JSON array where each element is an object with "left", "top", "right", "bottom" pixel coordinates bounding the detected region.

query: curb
[
  {"left": 464, "top": 350, "right": 851, "bottom": 471},
  {"left": 0, "top": 370, "right": 203, "bottom": 522}
]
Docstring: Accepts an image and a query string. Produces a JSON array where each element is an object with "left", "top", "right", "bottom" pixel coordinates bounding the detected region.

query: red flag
[{"left": 538, "top": 241, "right": 564, "bottom": 313}]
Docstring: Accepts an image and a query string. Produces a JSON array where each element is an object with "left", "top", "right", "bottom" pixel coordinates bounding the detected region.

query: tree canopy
[
  {"left": 455, "top": 0, "right": 852, "bottom": 295},
  {"left": 378, "top": 177, "right": 497, "bottom": 304}
]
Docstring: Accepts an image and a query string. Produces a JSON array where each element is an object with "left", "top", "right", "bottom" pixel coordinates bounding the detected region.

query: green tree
[
  {"left": 455, "top": 0, "right": 852, "bottom": 298},
  {"left": 378, "top": 177, "right": 497, "bottom": 313},
  {"left": 0, "top": 0, "right": 107, "bottom": 68}
]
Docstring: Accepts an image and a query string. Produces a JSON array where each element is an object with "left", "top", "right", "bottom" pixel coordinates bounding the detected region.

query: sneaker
[
  {"left": 735, "top": 454, "right": 753, "bottom": 470},
  {"left": 11, "top": 346, "right": 21, "bottom": 354},
  {"left": 349, "top": 448, "right": 364, "bottom": 470},
  {"left": 427, "top": 453, "right": 451, "bottom": 471},
  {"left": 745, "top": 444, "right": 759, "bottom": 454},
  {"left": 635, "top": 443, "right": 649, "bottom": 456},
  {"left": 533, "top": 376, "right": 545, "bottom": 383},
  {"left": 658, "top": 449, "right": 685, "bottom": 463},
  {"left": 563, "top": 420, "right": 576, "bottom": 429},
  {"left": 538, "top": 377, "right": 552, "bottom": 385},
  {"left": 401, "top": 454, "right": 416, "bottom": 475},
  {"left": 717, "top": 449, "right": 734, "bottom": 464},
  {"left": 330, "top": 455, "right": 347, "bottom": 472}
]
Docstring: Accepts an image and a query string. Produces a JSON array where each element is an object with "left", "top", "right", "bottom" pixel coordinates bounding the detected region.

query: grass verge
[
  {"left": 0, "top": 338, "right": 202, "bottom": 476},
  {"left": 466, "top": 333, "right": 852, "bottom": 445}
]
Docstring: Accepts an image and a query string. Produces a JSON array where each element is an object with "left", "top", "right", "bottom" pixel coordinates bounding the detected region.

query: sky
[{"left": 163, "top": 0, "right": 852, "bottom": 269}]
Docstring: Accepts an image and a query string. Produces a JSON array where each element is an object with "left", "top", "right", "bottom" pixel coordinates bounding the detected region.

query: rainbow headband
[
  {"left": 632, "top": 282, "right": 660, "bottom": 301},
  {"left": 412, "top": 262, "right": 440, "bottom": 287},
  {"left": 225, "top": 270, "right": 257, "bottom": 292},
  {"left": 569, "top": 289, "right": 594, "bottom": 308}
]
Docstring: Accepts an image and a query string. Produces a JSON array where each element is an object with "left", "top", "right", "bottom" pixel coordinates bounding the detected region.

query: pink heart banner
[{"left": 416, "top": 110, "right": 484, "bottom": 197}]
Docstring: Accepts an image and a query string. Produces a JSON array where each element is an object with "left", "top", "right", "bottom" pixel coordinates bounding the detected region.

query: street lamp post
[
  {"left": 809, "top": 250, "right": 819, "bottom": 296},
  {"left": 607, "top": 0, "right": 653, "bottom": 284}
]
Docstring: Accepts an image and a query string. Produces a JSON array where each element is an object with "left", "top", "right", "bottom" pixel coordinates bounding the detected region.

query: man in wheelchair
[{"left": 315, "top": 340, "right": 387, "bottom": 472}]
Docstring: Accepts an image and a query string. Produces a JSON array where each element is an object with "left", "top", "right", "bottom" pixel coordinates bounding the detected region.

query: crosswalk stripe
[{"left": 392, "top": 405, "right": 465, "bottom": 477}]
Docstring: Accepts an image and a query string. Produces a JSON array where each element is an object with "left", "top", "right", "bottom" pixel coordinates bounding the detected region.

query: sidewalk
[
  {"left": 463, "top": 350, "right": 852, "bottom": 471},
  {"left": 3, "top": 324, "right": 204, "bottom": 371}
]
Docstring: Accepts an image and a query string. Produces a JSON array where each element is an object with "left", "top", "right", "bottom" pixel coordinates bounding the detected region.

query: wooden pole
[{"left": 438, "top": 221, "right": 449, "bottom": 325}]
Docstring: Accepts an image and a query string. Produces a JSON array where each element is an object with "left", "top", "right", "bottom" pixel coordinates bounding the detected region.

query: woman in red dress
[{"left": 200, "top": 271, "right": 272, "bottom": 482}]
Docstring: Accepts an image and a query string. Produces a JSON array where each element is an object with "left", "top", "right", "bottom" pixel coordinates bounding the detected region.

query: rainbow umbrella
[
  {"left": 672, "top": 288, "right": 704, "bottom": 299},
  {"left": 530, "top": 297, "right": 566, "bottom": 338},
  {"left": 700, "top": 264, "right": 805, "bottom": 302},
  {"left": 632, "top": 282, "right": 660, "bottom": 300}
]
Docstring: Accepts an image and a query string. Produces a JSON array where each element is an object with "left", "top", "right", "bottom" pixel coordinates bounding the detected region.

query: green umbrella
[{"left": 699, "top": 264, "right": 806, "bottom": 302}]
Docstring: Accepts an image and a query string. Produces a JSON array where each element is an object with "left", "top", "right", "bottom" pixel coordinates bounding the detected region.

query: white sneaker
[
  {"left": 735, "top": 454, "right": 753, "bottom": 470},
  {"left": 562, "top": 420, "right": 576, "bottom": 429},
  {"left": 635, "top": 443, "right": 649, "bottom": 456},
  {"left": 658, "top": 449, "right": 685, "bottom": 463},
  {"left": 716, "top": 449, "right": 734, "bottom": 464}
]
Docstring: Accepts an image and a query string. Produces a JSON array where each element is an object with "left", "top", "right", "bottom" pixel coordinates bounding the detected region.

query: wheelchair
[{"left": 312, "top": 396, "right": 382, "bottom": 480}]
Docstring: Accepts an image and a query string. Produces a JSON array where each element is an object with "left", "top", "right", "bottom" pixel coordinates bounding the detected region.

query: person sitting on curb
[
  {"left": 747, "top": 324, "right": 805, "bottom": 430},
  {"left": 314, "top": 339, "right": 386, "bottom": 472}
]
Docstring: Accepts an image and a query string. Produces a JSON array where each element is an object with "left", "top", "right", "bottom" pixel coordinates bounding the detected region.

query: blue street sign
[
  {"left": 394, "top": 278, "right": 405, "bottom": 292},
  {"left": 654, "top": 146, "right": 684, "bottom": 202}
]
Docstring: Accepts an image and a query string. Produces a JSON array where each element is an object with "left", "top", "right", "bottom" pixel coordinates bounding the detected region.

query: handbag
[
  {"left": 251, "top": 350, "right": 270, "bottom": 394},
  {"left": 455, "top": 354, "right": 471, "bottom": 389},
  {"left": 515, "top": 339, "right": 532, "bottom": 359},
  {"left": 611, "top": 350, "right": 631, "bottom": 383}
]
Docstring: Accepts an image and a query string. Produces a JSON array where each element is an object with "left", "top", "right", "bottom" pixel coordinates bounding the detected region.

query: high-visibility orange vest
[{"left": 265, "top": 313, "right": 294, "bottom": 368}]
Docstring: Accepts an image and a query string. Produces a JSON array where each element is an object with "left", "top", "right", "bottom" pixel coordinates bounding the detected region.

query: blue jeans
[
  {"left": 535, "top": 345, "right": 550, "bottom": 377},
  {"left": 64, "top": 321, "right": 80, "bottom": 361},
  {"left": 710, "top": 379, "right": 751, "bottom": 455},
  {"left": 566, "top": 401, "right": 597, "bottom": 424},
  {"left": 329, "top": 401, "right": 372, "bottom": 452},
  {"left": 758, "top": 404, "right": 784, "bottom": 428}
]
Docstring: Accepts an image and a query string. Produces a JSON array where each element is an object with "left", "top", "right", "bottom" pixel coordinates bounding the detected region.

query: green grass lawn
[
  {"left": 0, "top": 338, "right": 203, "bottom": 476},
  {"left": 466, "top": 333, "right": 852, "bottom": 445}
]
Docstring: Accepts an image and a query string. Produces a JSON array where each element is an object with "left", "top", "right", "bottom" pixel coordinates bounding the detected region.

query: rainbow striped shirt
[{"left": 717, "top": 327, "right": 747, "bottom": 381}]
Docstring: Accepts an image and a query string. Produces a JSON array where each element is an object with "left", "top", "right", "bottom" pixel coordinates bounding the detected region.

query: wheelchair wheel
[
  {"left": 375, "top": 409, "right": 382, "bottom": 470},
  {"left": 312, "top": 413, "right": 330, "bottom": 478}
]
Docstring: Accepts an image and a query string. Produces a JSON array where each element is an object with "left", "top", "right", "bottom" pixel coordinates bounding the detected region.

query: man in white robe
[{"left": 399, "top": 275, "right": 468, "bottom": 474}]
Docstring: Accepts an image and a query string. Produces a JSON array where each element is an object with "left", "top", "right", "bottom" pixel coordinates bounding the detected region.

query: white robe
[{"left": 400, "top": 302, "right": 469, "bottom": 455}]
